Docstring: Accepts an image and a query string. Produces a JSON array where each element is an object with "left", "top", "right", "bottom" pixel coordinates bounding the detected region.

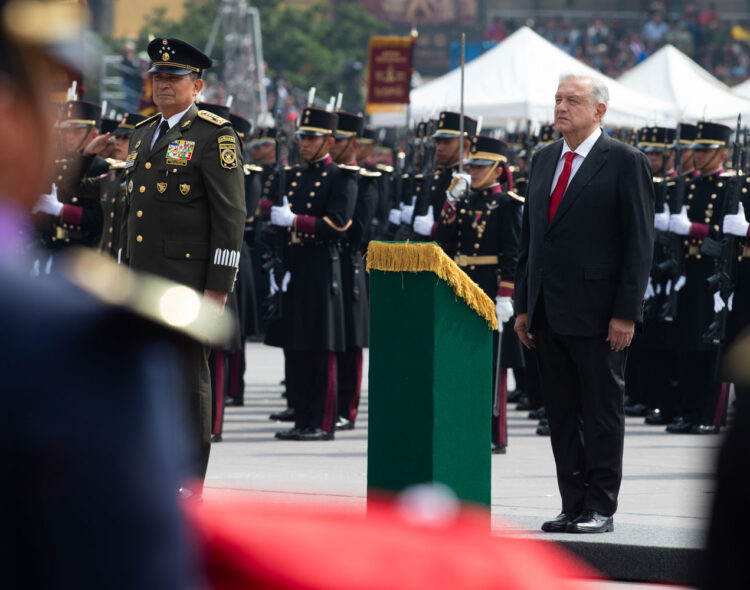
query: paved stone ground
[{"left": 205, "top": 342, "right": 723, "bottom": 587}]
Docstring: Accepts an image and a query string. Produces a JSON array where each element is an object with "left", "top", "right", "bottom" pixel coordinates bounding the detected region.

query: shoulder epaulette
[
  {"left": 667, "top": 181, "right": 676, "bottom": 187},
  {"left": 108, "top": 161, "right": 127, "bottom": 170},
  {"left": 509, "top": 165, "right": 519, "bottom": 173},
  {"left": 652, "top": 176, "right": 665, "bottom": 183},
  {"left": 721, "top": 170, "right": 740, "bottom": 177},
  {"left": 359, "top": 169, "right": 381, "bottom": 178},
  {"left": 284, "top": 165, "right": 295, "bottom": 171},
  {"left": 135, "top": 113, "right": 160, "bottom": 128},
  {"left": 197, "top": 110, "right": 230, "bottom": 126},
  {"left": 507, "top": 190, "right": 525, "bottom": 204},
  {"left": 243, "top": 163, "right": 263, "bottom": 174},
  {"left": 376, "top": 164, "right": 394, "bottom": 173},
  {"left": 338, "top": 164, "right": 360, "bottom": 172}
]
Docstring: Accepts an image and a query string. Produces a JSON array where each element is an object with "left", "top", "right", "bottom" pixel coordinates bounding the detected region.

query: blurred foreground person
[{"left": 0, "top": 3, "right": 213, "bottom": 587}]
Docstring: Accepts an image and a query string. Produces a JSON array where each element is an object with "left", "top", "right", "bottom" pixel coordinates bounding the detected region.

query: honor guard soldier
[
  {"left": 665, "top": 121, "right": 732, "bottom": 434},
  {"left": 54, "top": 112, "right": 146, "bottom": 259},
  {"left": 330, "top": 111, "right": 379, "bottom": 429},
  {"left": 429, "top": 136, "right": 523, "bottom": 453},
  {"left": 385, "top": 121, "right": 425, "bottom": 241},
  {"left": 410, "top": 111, "right": 477, "bottom": 251},
  {"left": 124, "top": 38, "right": 246, "bottom": 486},
  {"left": 101, "top": 116, "right": 120, "bottom": 135},
  {"left": 269, "top": 107, "right": 357, "bottom": 441},
  {"left": 33, "top": 100, "right": 108, "bottom": 251}
]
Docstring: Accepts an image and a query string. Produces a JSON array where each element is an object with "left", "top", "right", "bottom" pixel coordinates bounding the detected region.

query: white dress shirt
[
  {"left": 150, "top": 104, "right": 193, "bottom": 149},
  {"left": 549, "top": 126, "right": 602, "bottom": 195}
]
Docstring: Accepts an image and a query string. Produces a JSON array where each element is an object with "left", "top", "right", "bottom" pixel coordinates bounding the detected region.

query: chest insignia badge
[{"left": 157, "top": 182, "right": 167, "bottom": 194}]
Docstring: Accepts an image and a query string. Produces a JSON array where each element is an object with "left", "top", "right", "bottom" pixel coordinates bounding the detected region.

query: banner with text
[{"left": 366, "top": 36, "right": 414, "bottom": 115}]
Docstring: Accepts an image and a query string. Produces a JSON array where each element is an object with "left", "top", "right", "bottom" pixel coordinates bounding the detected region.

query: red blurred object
[{"left": 187, "top": 495, "right": 599, "bottom": 590}]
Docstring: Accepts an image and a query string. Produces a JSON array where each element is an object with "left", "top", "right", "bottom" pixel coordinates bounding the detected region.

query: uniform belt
[
  {"left": 454, "top": 255, "right": 499, "bottom": 266},
  {"left": 743, "top": 245, "right": 750, "bottom": 258}
]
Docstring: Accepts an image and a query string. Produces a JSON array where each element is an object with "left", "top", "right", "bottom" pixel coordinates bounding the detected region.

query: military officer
[
  {"left": 431, "top": 135, "right": 523, "bottom": 453},
  {"left": 33, "top": 100, "right": 108, "bottom": 251},
  {"left": 53, "top": 113, "right": 146, "bottom": 260},
  {"left": 269, "top": 107, "right": 357, "bottom": 441},
  {"left": 329, "top": 111, "right": 379, "bottom": 429},
  {"left": 665, "top": 122, "right": 732, "bottom": 434},
  {"left": 410, "top": 111, "right": 477, "bottom": 252},
  {"left": 123, "top": 38, "right": 246, "bottom": 483}
]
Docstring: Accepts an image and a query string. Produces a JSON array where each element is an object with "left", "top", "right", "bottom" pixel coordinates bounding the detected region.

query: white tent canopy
[
  {"left": 618, "top": 44, "right": 750, "bottom": 125},
  {"left": 370, "top": 26, "right": 676, "bottom": 129},
  {"left": 732, "top": 77, "right": 750, "bottom": 99}
]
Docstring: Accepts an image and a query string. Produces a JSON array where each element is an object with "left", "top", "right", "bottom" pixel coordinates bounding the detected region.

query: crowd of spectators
[{"left": 486, "top": 2, "right": 750, "bottom": 86}]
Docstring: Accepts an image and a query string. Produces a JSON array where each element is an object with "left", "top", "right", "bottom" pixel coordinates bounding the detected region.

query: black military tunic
[
  {"left": 412, "top": 162, "right": 460, "bottom": 245},
  {"left": 56, "top": 153, "right": 127, "bottom": 258}
]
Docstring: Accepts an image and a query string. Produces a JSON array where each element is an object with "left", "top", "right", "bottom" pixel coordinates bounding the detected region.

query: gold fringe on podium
[{"left": 366, "top": 241, "right": 498, "bottom": 331}]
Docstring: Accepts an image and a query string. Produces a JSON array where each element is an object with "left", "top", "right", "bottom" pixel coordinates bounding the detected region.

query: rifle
[
  {"left": 654, "top": 125, "right": 686, "bottom": 322},
  {"left": 262, "top": 111, "right": 289, "bottom": 321},
  {"left": 701, "top": 115, "right": 744, "bottom": 345}
]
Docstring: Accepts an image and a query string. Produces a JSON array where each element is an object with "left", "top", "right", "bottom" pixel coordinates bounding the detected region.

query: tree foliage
[{"left": 136, "top": 0, "right": 391, "bottom": 112}]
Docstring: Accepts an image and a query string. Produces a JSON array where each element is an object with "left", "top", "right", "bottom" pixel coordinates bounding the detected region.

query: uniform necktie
[
  {"left": 549, "top": 151, "right": 577, "bottom": 222},
  {"left": 154, "top": 119, "right": 170, "bottom": 146}
]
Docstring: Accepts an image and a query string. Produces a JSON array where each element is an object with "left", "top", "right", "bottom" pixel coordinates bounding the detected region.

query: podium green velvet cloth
[{"left": 366, "top": 242, "right": 496, "bottom": 508}]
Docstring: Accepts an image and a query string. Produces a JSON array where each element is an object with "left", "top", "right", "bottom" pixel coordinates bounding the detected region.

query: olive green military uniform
[{"left": 124, "top": 103, "right": 246, "bottom": 478}]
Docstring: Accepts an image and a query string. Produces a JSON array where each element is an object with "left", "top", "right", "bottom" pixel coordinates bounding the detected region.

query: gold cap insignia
[{"left": 162, "top": 52, "right": 170, "bottom": 61}]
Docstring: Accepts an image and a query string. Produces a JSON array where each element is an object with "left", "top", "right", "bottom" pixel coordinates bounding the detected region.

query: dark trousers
[
  {"left": 534, "top": 307, "right": 627, "bottom": 517},
  {"left": 678, "top": 350, "right": 725, "bottom": 426},
  {"left": 337, "top": 347, "right": 363, "bottom": 423},
  {"left": 179, "top": 340, "right": 212, "bottom": 482},
  {"left": 287, "top": 350, "right": 338, "bottom": 432},
  {"left": 522, "top": 346, "right": 544, "bottom": 409},
  {"left": 210, "top": 349, "right": 226, "bottom": 436}
]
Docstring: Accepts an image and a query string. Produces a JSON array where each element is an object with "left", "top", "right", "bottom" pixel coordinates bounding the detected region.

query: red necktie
[{"left": 549, "top": 151, "right": 577, "bottom": 222}]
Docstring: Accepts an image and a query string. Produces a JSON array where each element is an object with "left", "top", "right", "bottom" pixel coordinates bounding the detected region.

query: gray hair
[{"left": 559, "top": 73, "right": 609, "bottom": 108}]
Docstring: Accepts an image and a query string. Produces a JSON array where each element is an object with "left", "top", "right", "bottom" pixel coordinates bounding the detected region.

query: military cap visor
[
  {"left": 147, "top": 37, "right": 212, "bottom": 76},
  {"left": 111, "top": 113, "right": 146, "bottom": 136},
  {"left": 296, "top": 108, "right": 338, "bottom": 136}
]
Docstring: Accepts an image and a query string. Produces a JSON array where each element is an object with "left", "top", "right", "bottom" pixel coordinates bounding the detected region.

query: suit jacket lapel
[
  {"left": 549, "top": 132, "right": 609, "bottom": 227},
  {"left": 149, "top": 104, "right": 198, "bottom": 156}
]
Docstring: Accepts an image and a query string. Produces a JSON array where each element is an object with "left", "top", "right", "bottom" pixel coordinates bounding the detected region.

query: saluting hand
[
  {"left": 83, "top": 132, "right": 113, "bottom": 156},
  {"left": 606, "top": 317, "right": 634, "bottom": 352}
]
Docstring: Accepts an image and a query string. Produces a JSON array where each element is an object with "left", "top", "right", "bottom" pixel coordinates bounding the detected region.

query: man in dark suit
[{"left": 514, "top": 74, "right": 654, "bottom": 533}]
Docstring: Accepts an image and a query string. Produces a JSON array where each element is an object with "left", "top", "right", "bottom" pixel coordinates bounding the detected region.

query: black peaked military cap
[
  {"left": 147, "top": 37, "right": 212, "bottom": 77},
  {"left": 691, "top": 121, "right": 732, "bottom": 149},
  {"left": 59, "top": 100, "right": 101, "bottom": 128},
  {"left": 296, "top": 107, "right": 338, "bottom": 136},
  {"left": 675, "top": 122, "right": 699, "bottom": 147},
  {"left": 112, "top": 112, "right": 147, "bottom": 136},
  {"left": 100, "top": 117, "right": 119, "bottom": 135},
  {"left": 537, "top": 123, "right": 559, "bottom": 146},
  {"left": 467, "top": 135, "right": 510, "bottom": 166},
  {"left": 638, "top": 126, "right": 676, "bottom": 152},
  {"left": 197, "top": 102, "right": 231, "bottom": 121},
  {"left": 251, "top": 127, "right": 277, "bottom": 146},
  {"left": 360, "top": 126, "right": 377, "bottom": 144},
  {"left": 334, "top": 112, "right": 364, "bottom": 139},
  {"left": 432, "top": 111, "right": 477, "bottom": 138},
  {"left": 229, "top": 113, "right": 252, "bottom": 142}
]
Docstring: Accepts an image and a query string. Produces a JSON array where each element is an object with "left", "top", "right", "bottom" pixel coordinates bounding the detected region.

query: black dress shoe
[
  {"left": 690, "top": 424, "right": 720, "bottom": 434},
  {"left": 666, "top": 417, "right": 692, "bottom": 433},
  {"left": 624, "top": 402, "right": 649, "bottom": 416},
  {"left": 645, "top": 408, "right": 668, "bottom": 425},
  {"left": 336, "top": 416, "right": 355, "bottom": 430},
  {"left": 224, "top": 397, "right": 244, "bottom": 407},
  {"left": 566, "top": 510, "right": 613, "bottom": 533},
  {"left": 491, "top": 442, "right": 506, "bottom": 454},
  {"left": 507, "top": 389, "right": 524, "bottom": 404},
  {"left": 528, "top": 407, "right": 547, "bottom": 420},
  {"left": 274, "top": 427, "right": 302, "bottom": 440},
  {"left": 210, "top": 434, "right": 222, "bottom": 443},
  {"left": 541, "top": 512, "right": 576, "bottom": 532},
  {"left": 297, "top": 427, "right": 334, "bottom": 441},
  {"left": 515, "top": 394, "right": 532, "bottom": 411},
  {"left": 536, "top": 422, "right": 551, "bottom": 436},
  {"left": 269, "top": 408, "right": 295, "bottom": 421}
]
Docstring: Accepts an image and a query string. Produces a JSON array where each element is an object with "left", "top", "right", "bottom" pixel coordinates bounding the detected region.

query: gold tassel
[{"left": 366, "top": 242, "right": 498, "bottom": 331}]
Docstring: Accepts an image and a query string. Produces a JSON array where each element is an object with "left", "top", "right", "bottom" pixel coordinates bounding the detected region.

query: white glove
[
  {"left": 271, "top": 196, "right": 295, "bottom": 227},
  {"left": 401, "top": 196, "right": 417, "bottom": 225},
  {"left": 388, "top": 208, "right": 401, "bottom": 225},
  {"left": 729, "top": 292, "right": 734, "bottom": 311},
  {"left": 654, "top": 204, "right": 670, "bottom": 231},
  {"left": 713, "top": 291, "right": 726, "bottom": 313},
  {"left": 413, "top": 206, "right": 435, "bottom": 237},
  {"left": 447, "top": 172, "right": 471, "bottom": 201},
  {"left": 722, "top": 202, "right": 750, "bottom": 237},
  {"left": 32, "top": 184, "right": 62, "bottom": 216},
  {"left": 269, "top": 272, "right": 279, "bottom": 296},
  {"left": 674, "top": 275, "right": 686, "bottom": 292},
  {"left": 668, "top": 205, "right": 692, "bottom": 236},
  {"left": 281, "top": 271, "right": 291, "bottom": 292},
  {"left": 495, "top": 296, "right": 514, "bottom": 325},
  {"left": 644, "top": 277, "right": 655, "bottom": 300}
]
